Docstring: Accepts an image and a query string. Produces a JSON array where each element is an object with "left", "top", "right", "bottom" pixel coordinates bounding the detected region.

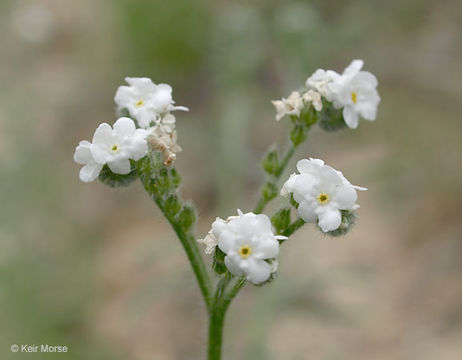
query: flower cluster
[
  {"left": 281, "top": 158, "right": 366, "bottom": 232},
  {"left": 74, "top": 78, "right": 187, "bottom": 182},
  {"left": 273, "top": 59, "right": 380, "bottom": 129},
  {"left": 272, "top": 89, "right": 322, "bottom": 121},
  {"left": 115, "top": 77, "right": 188, "bottom": 165},
  {"left": 199, "top": 210, "right": 285, "bottom": 284}
]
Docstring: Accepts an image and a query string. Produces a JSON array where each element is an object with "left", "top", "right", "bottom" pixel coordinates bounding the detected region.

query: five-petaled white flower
[
  {"left": 74, "top": 117, "right": 148, "bottom": 182},
  {"left": 271, "top": 91, "right": 304, "bottom": 121},
  {"left": 204, "top": 210, "right": 286, "bottom": 284},
  {"left": 327, "top": 59, "right": 380, "bottom": 129},
  {"left": 114, "top": 77, "right": 188, "bottom": 128},
  {"left": 281, "top": 158, "right": 366, "bottom": 232}
]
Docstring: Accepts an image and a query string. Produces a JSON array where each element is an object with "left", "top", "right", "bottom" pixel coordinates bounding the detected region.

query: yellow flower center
[
  {"left": 135, "top": 99, "right": 145, "bottom": 108},
  {"left": 238, "top": 245, "right": 252, "bottom": 259},
  {"left": 111, "top": 145, "right": 119, "bottom": 153},
  {"left": 351, "top": 92, "right": 357, "bottom": 104},
  {"left": 317, "top": 193, "right": 330, "bottom": 205}
]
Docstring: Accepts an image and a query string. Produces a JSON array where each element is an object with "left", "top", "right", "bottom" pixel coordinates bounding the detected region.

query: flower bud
[
  {"left": 261, "top": 147, "right": 279, "bottom": 175},
  {"left": 178, "top": 205, "right": 196, "bottom": 231},
  {"left": 164, "top": 194, "right": 182, "bottom": 217},
  {"left": 299, "top": 104, "right": 320, "bottom": 128},
  {"left": 261, "top": 182, "right": 278, "bottom": 202},
  {"left": 271, "top": 208, "right": 291, "bottom": 235}
]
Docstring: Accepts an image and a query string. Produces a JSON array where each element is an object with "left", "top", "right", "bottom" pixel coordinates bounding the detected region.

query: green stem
[
  {"left": 282, "top": 217, "right": 306, "bottom": 237},
  {"left": 137, "top": 162, "right": 213, "bottom": 311},
  {"left": 161, "top": 203, "right": 213, "bottom": 311},
  {"left": 253, "top": 144, "right": 295, "bottom": 214},
  {"left": 208, "top": 277, "right": 246, "bottom": 360}
]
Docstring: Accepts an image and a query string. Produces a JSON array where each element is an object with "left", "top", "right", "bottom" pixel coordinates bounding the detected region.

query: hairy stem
[
  {"left": 137, "top": 161, "right": 213, "bottom": 311},
  {"left": 208, "top": 276, "right": 246, "bottom": 360}
]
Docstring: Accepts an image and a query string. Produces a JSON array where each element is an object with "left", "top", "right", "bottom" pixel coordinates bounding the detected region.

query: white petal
[
  {"left": 125, "top": 77, "right": 155, "bottom": 88},
  {"left": 171, "top": 105, "right": 189, "bottom": 112},
  {"left": 344, "top": 59, "right": 364, "bottom": 75},
  {"left": 127, "top": 137, "right": 148, "bottom": 160},
  {"left": 108, "top": 159, "right": 131, "bottom": 174},
  {"left": 217, "top": 230, "right": 235, "bottom": 254},
  {"left": 114, "top": 86, "right": 133, "bottom": 108},
  {"left": 343, "top": 106, "right": 359, "bottom": 129},
  {"left": 318, "top": 208, "right": 342, "bottom": 232},
  {"left": 298, "top": 200, "right": 318, "bottom": 223},
  {"left": 113, "top": 117, "right": 136, "bottom": 137},
  {"left": 297, "top": 158, "right": 324, "bottom": 174},
  {"left": 253, "top": 238, "right": 279, "bottom": 259},
  {"left": 92, "top": 123, "right": 113, "bottom": 144},
  {"left": 224, "top": 254, "right": 244, "bottom": 277},
  {"left": 79, "top": 162, "right": 103, "bottom": 182},
  {"left": 244, "top": 258, "right": 272, "bottom": 284},
  {"left": 73, "top": 140, "right": 92, "bottom": 164},
  {"left": 331, "top": 184, "right": 357, "bottom": 209}
]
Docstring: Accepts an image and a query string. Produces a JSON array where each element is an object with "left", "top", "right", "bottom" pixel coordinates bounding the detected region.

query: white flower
[
  {"left": 114, "top": 77, "right": 188, "bottom": 128},
  {"left": 281, "top": 158, "right": 366, "bottom": 232},
  {"left": 204, "top": 210, "right": 286, "bottom": 284},
  {"left": 302, "top": 90, "right": 323, "bottom": 111},
  {"left": 74, "top": 117, "right": 148, "bottom": 182},
  {"left": 271, "top": 91, "right": 304, "bottom": 121},
  {"left": 305, "top": 69, "right": 340, "bottom": 100},
  {"left": 327, "top": 60, "right": 380, "bottom": 129}
]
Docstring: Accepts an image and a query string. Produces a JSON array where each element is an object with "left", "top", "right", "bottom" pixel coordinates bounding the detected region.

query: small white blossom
[
  {"left": 203, "top": 210, "right": 286, "bottom": 284},
  {"left": 114, "top": 77, "right": 188, "bottom": 128},
  {"left": 327, "top": 60, "right": 380, "bottom": 129},
  {"left": 281, "top": 158, "right": 366, "bottom": 232},
  {"left": 74, "top": 117, "right": 148, "bottom": 182},
  {"left": 271, "top": 91, "right": 304, "bottom": 121},
  {"left": 302, "top": 90, "right": 323, "bottom": 111},
  {"left": 305, "top": 68, "right": 340, "bottom": 100}
]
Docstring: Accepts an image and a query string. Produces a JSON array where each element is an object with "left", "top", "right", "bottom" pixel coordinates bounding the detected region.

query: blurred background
[{"left": 1, "top": 0, "right": 461, "bottom": 359}]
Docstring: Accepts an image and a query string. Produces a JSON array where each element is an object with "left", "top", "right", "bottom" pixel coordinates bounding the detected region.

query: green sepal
[
  {"left": 261, "top": 146, "right": 279, "bottom": 175},
  {"left": 164, "top": 194, "right": 182, "bottom": 217},
  {"left": 169, "top": 168, "right": 181, "bottom": 189},
  {"left": 290, "top": 194, "right": 299, "bottom": 209},
  {"left": 261, "top": 182, "right": 278, "bottom": 202},
  {"left": 300, "top": 105, "right": 320, "bottom": 128},
  {"left": 212, "top": 247, "right": 227, "bottom": 275},
  {"left": 98, "top": 162, "right": 137, "bottom": 188},
  {"left": 156, "top": 168, "right": 171, "bottom": 193},
  {"left": 290, "top": 124, "right": 307, "bottom": 147},
  {"left": 321, "top": 210, "right": 357, "bottom": 236},
  {"left": 271, "top": 208, "right": 291, "bottom": 234},
  {"left": 178, "top": 205, "right": 196, "bottom": 231},
  {"left": 318, "top": 101, "right": 348, "bottom": 132}
]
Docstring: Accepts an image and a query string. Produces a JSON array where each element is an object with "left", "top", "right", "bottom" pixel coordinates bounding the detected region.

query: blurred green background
[{"left": 1, "top": 0, "right": 462, "bottom": 359}]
